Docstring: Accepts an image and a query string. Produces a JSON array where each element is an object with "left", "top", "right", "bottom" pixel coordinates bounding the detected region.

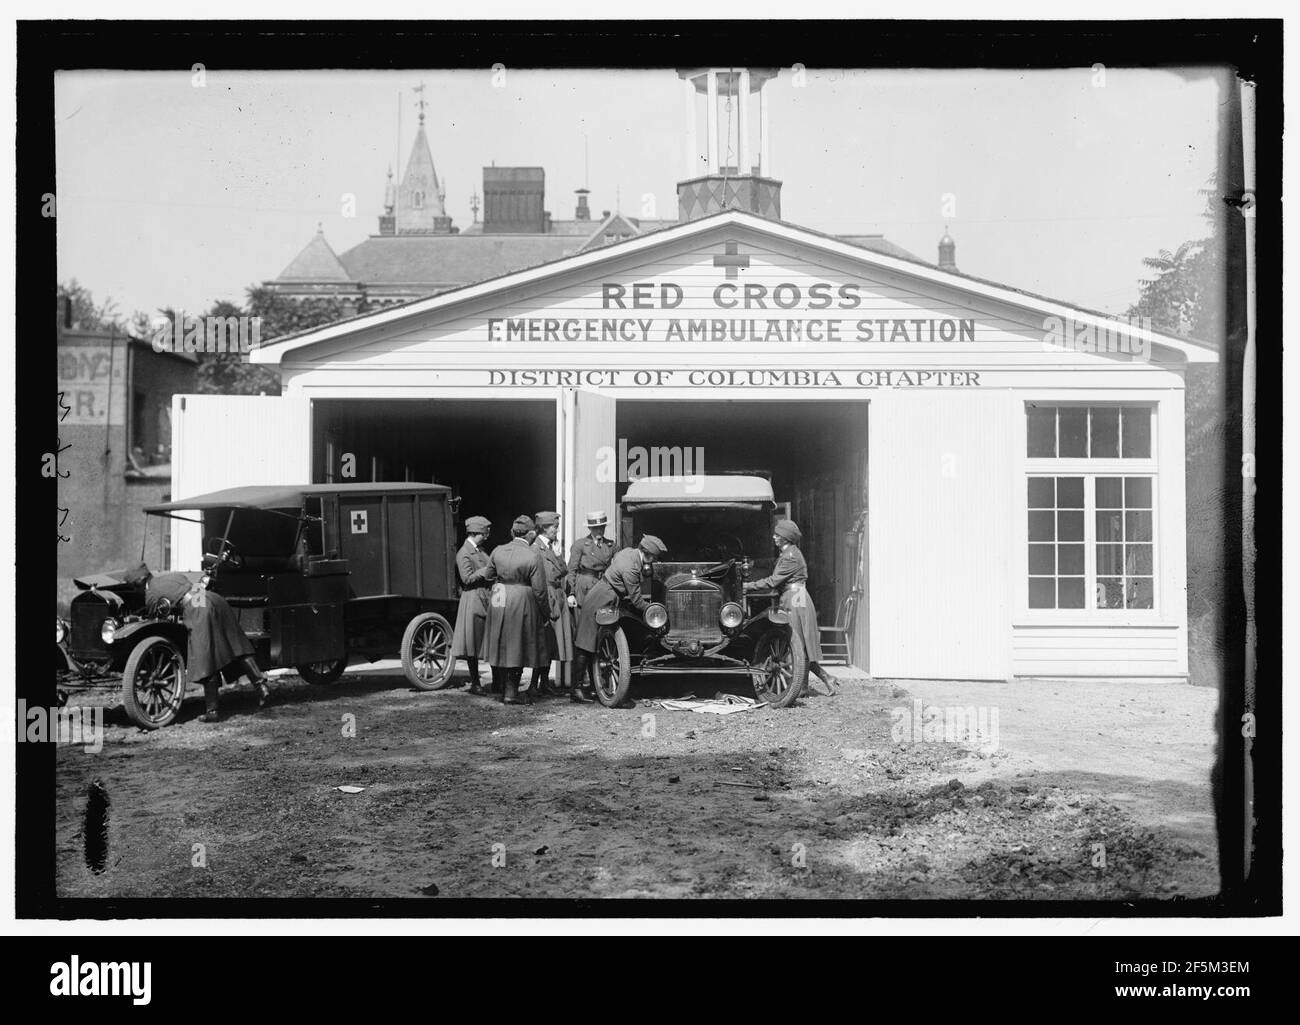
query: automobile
[
  {"left": 57, "top": 482, "right": 462, "bottom": 729},
  {"left": 591, "top": 474, "right": 809, "bottom": 709}
]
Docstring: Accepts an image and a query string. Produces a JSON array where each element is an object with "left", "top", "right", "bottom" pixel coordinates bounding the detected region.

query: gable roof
[
  {"left": 276, "top": 229, "right": 353, "bottom": 283},
  {"left": 337, "top": 233, "right": 584, "bottom": 289},
  {"left": 252, "top": 208, "right": 1218, "bottom": 364}
]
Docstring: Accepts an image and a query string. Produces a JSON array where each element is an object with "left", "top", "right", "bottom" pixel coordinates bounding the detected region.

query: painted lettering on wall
[
  {"left": 57, "top": 347, "right": 126, "bottom": 425},
  {"left": 487, "top": 369, "right": 982, "bottom": 388},
  {"left": 485, "top": 315, "right": 977, "bottom": 345}
]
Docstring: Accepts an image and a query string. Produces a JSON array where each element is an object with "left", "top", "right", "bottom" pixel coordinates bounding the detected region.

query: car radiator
[{"left": 666, "top": 584, "right": 723, "bottom": 645}]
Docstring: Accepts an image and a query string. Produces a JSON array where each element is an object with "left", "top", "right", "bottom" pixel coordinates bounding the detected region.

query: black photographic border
[{"left": 17, "top": 16, "right": 1282, "bottom": 920}]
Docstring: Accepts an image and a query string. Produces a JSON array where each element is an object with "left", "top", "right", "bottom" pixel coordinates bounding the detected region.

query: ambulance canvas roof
[
  {"left": 145, "top": 481, "right": 451, "bottom": 513},
  {"left": 622, "top": 475, "right": 776, "bottom": 509}
]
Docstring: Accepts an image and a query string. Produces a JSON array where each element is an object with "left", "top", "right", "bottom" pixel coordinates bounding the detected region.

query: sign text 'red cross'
[{"left": 713, "top": 240, "right": 750, "bottom": 279}]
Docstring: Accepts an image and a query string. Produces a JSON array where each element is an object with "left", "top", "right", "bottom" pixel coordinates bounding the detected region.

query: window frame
[{"left": 1021, "top": 400, "right": 1160, "bottom": 620}]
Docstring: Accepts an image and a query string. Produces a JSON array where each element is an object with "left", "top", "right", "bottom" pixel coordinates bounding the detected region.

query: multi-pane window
[
  {"left": 1027, "top": 404, "right": 1151, "bottom": 458},
  {"left": 1095, "top": 477, "right": 1154, "bottom": 609},
  {"left": 1025, "top": 403, "right": 1157, "bottom": 613},
  {"left": 1028, "top": 477, "right": 1085, "bottom": 609}
]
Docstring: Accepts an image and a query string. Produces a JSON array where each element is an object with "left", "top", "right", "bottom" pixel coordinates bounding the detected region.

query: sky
[{"left": 55, "top": 66, "right": 1226, "bottom": 320}]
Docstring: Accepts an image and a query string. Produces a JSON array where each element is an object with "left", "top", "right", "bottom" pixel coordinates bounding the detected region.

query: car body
[
  {"left": 591, "top": 475, "right": 809, "bottom": 708},
  {"left": 57, "top": 482, "right": 462, "bottom": 728}
]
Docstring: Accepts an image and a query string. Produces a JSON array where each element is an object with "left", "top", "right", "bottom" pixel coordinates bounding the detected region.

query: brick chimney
[
  {"left": 574, "top": 188, "right": 591, "bottom": 221},
  {"left": 938, "top": 229, "right": 957, "bottom": 271},
  {"left": 483, "top": 167, "right": 546, "bottom": 233}
]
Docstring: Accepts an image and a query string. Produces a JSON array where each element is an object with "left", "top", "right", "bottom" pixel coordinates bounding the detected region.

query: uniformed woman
[
  {"left": 742, "top": 519, "right": 834, "bottom": 693},
  {"left": 572, "top": 534, "right": 666, "bottom": 703},
  {"left": 144, "top": 569, "right": 270, "bottom": 722},
  {"left": 451, "top": 516, "right": 495, "bottom": 694},
  {"left": 484, "top": 515, "right": 549, "bottom": 705},
  {"left": 529, "top": 511, "right": 572, "bottom": 696},
  {"left": 564, "top": 511, "right": 614, "bottom": 694}
]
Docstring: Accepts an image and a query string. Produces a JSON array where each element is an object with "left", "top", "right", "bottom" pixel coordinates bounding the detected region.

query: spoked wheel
[
  {"left": 296, "top": 659, "right": 347, "bottom": 686},
  {"left": 751, "top": 628, "right": 808, "bottom": 708},
  {"left": 121, "top": 635, "right": 187, "bottom": 729},
  {"left": 401, "top": 613, "right": 455, "bottom": 690},
  {"left": 593, "top": 626, "right": 633, "bottom": 708}
]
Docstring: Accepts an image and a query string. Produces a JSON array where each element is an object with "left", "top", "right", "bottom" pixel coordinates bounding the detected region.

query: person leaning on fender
[
  {"left": 743, "top": 518, "right": 835, "bottom": 694},
  {"left": 564, "top": 510, "right": 615, "bottom": 694},
  {"left": 451, "top": 516, "right": 496, "bottom": 695},
  {"left": 143, "top": 567, "right": 270, "bottom": 722},
  {"left": 484, "top": 515, "right": 549, "bottom": 706},
  {"left": 571, "top": 534, "right": 666, "bottom": 704}
]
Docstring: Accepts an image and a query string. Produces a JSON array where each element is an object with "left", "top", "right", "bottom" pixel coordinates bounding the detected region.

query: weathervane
[{"left": 413, "top": 81, "right": 428, "bottom": 124}]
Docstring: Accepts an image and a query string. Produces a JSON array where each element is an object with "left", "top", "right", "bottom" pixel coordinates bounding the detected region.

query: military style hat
[
  {"left": 534, "top": 511, "right": 560, "bottom": 528},
  {"left": 638, "top": 534, "right": 667, "bottom": 557},
  {"left": 512, "top": 515, "right": 537, "bottom": 534},
  {"left": 586, "top": 510, "right": 609, "bottom": 527},
  {"left": 465, "top": 516, "right": 492, "bottom": 534},
  {"left": 773, "top": 519, "right": 802, "bottom": 544}
]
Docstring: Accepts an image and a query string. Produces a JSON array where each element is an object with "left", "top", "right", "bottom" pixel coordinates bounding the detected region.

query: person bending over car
[
  {"left": 571, "top": 534, "right": 667, "bottom": 704},
  {"left": 743, "top": 518, "right": 835, "bottom": 695},
  {"left": 144, "top": 569, "right": 270, "bottom": 722}
]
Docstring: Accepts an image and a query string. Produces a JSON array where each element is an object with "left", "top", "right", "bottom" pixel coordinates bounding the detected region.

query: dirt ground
[{"left": 55, "top": 663, "right": 1220, "bottom": 901}]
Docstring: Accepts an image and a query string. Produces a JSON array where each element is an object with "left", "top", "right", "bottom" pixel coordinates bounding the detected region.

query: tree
[
  {"left": 57, "top": 280, "right": 126, "bottom": 332},
  {"left": 193, "top": 287, "right": 360, "bottom": 396},
  {"left": 1126, "top": 180, "right": 1232, "bottom": 682}
]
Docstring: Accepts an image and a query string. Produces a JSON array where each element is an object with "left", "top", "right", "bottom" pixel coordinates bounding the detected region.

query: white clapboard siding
[
  {"left": 169, "top": 394, "right": 311, "bottom": 570},
  {"left": 868, "top": 390, "right": 1014, "bottom": 679},
  {"left": 1011, "top": 624, "right": 1185, "bottom": 676},
  {"left": 283, "top": 230, "right": 1149, "bottom": 374}
]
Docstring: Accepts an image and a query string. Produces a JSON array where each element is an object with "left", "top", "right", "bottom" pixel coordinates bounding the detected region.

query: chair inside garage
[{"left": 819, "top": 589, "right": 861, "bottom": 666}]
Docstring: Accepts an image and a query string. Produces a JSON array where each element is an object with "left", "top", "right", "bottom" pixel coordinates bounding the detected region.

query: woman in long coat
[
  {"left": 528, "top": 511, "right": 572, "bottom": 696},
  {"left": 451, "top": 516, "right": 495, "bottom": 694},
  {"left": 484, "top": 515, "right": 549, "bottom": 705},
  {"left": 144, "top": 569, "right": 269, "bottom": 722},
  {"left": 742, "top": 519, "right": 834, "bottom": 693}
]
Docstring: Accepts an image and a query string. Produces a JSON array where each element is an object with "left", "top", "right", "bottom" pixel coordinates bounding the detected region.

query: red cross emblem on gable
[{"left": 712, "top": 240, "right": 750, "bottom": 279}]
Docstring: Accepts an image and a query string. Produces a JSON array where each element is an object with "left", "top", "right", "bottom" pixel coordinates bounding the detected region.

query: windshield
[
  {"left": 630, "top": 506, "right": 773, "bottom": 564},
  {"left": 202, "top": 507, "right": 303, "bottom": 557}
]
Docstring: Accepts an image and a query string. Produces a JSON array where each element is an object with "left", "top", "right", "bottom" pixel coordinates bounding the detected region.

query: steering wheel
[
  {"left": 203, "top": 537, "right": 243, "bottom": 571},
  {"left": 706, "top": 533, "right": 746, "bottom": 562}
]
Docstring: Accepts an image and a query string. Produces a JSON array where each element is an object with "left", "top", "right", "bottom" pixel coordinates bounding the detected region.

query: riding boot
[
  {"left": 533, "top": 665, "right": 551, "bottom": 696},
  {"left": 466, "top": 657, "right": 481, "bottom": 692},
  {"left": 201, "top": 678, "right": 221, "bottom": 723},
  {"left": 504, "top": 668, "right": 523, "bottom": 705},
  {"left": 492, "top": 666, "right": 508, "bottom": 702},
  {"left": 240, "top": 656, "right": 270, "bottom": 707},
  {"left": 570, "top": 652, "right": 591, "bottom": 702}
]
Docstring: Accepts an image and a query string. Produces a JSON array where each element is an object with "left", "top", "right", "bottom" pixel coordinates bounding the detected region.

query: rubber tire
[
  {"left": 296, "top": 659, "right": 347, "bottom": 685},
  {"left": 122, "top": 635, "right": 187, "bottom": 729},
  {"left": 752, "top": 627, "right": 808, "bottom": 708},
  {"left": 401, "top": 613, "right": 456, "bottom": 691},
  {"left": 593, "top": 626, "right": 634, "bottom": 708}
]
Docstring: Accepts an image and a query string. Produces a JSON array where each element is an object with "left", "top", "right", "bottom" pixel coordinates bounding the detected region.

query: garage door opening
[
  {"left": 312, "top": 399, "right": 557, "bottom": 537},
  {"left": 616, "top": 399, "right": 868, "bottom": 667}
]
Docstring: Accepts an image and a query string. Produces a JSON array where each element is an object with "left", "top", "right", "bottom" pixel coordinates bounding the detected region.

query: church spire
[{"left": 378, "top": 84, "right": 455, "bottom": 235}]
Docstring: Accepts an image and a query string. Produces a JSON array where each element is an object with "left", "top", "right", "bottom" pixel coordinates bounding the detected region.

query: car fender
[
  {"left": 594, "top": 606, "right": 621, "bottom": 627},
  {"left": 111, "top": 619, "right": 188, "bottom": 656}
]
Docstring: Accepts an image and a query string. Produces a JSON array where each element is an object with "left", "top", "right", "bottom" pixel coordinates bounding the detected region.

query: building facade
[
  {"left": 171, "top": 68, "right": 1217, "bottom": 680},
  {"left": 56, "top": 325, "right": 197, "bottom": 607}
]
